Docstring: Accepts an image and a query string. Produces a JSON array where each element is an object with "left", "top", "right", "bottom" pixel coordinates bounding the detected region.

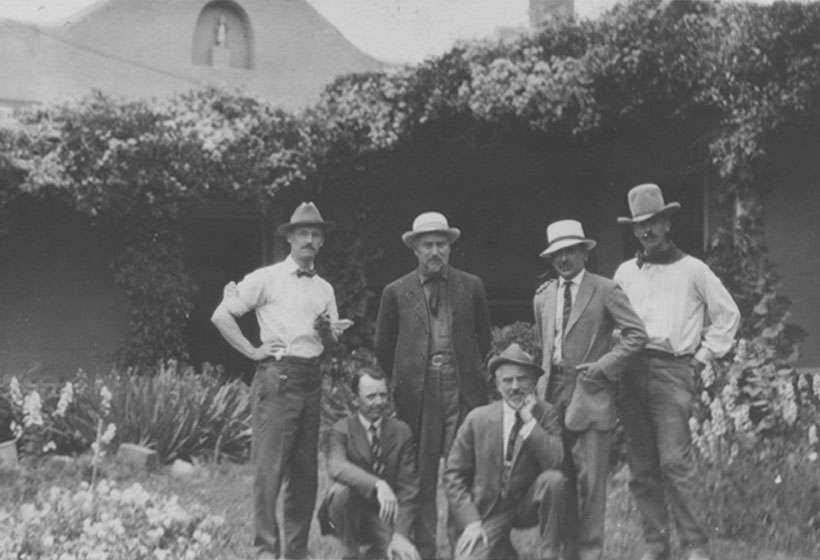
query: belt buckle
[{"left": 430, "top": 354, "right": 446, "bottom": 367}]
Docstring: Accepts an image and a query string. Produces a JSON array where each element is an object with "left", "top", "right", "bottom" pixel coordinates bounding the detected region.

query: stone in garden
[
  {"left": 170, "top": 459, "right": 195, "bottom": 478},
  {"left": 116, "top": 443, "right": 158, "bottom": 471}
]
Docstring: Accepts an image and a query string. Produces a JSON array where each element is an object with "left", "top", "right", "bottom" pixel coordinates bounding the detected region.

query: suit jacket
[
  {"left": 322, "top": 414, "right": 420, "bottom": 537},
  {"left": 533, "top": 271, "right": 647, "bottom": 431},
  {"left": 375, "top": 266, "right": 492, "bottom": 436},
  {"left": 444, "top": 400, "right": 564, "bottom": 529}
]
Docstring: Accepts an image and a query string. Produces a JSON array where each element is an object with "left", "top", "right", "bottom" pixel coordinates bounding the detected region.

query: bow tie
[{"left": 296, "top": 269, "right": 316, "bottom": 278}]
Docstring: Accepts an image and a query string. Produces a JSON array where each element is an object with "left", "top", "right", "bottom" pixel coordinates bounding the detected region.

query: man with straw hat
[
  {"left": 376, "top": 211, "right": 491, "bottom": 558},
  {"left": 212, "top": 201, "right": 349, "bottom": 560},
  {"left": 445, "top": 343, "right": 567, "bottom": 560},
  {"left": 534, "top": 219, "right": 646, "bottom": 560},
  {"left": 614, "top": 184, "right": 740, "bottom": 560}
]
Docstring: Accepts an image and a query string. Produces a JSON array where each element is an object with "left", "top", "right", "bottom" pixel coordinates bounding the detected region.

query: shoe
[{"left": 681, "top": 547, "right": 711, "bottom": 560}]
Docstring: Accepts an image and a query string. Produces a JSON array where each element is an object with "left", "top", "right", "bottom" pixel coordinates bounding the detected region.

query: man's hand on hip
[
  {"left": 577, "top": 362, "right": 610, "bottom": 393},
  {"left": 249, "top": 341, "right": 280, "bottom": 361}
]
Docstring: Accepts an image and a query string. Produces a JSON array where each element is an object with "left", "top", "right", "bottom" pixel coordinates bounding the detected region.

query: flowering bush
[
  {"left": 0, "top": 361, "right": 252, "bottom": 464},
  {"left": 0, "top": 478, "right": 229, "bottom": 559}
]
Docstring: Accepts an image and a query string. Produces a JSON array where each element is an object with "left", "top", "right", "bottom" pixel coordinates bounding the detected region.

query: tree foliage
[{"left": 0, "top": 0, "right": 818, "bottom": 364}]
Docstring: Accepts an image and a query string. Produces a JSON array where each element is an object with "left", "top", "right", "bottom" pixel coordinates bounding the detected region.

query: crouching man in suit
[
  {"left": 319, "top": 367, "right": 421, "bottom": 560},
  {"left": 445, "top": 344, "right": 568, "bottom": 560}
]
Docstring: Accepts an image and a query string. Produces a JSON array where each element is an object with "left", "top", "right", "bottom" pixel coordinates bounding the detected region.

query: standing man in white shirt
[
  {"left": 614, "top": 184, "right": 740, "bottom": 560},
  {"left": 211, "top": 202, "right": 342, "bottom": 560}
]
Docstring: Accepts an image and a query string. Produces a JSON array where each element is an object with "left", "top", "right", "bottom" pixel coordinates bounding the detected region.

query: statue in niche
[{"left": 215, "top": 15, "right": 228, "bottom": 46}]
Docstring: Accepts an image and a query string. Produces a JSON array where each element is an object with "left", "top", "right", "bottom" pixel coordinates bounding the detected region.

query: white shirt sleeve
[
  {"left": 693, "top": 262, "right": 741, "bottom": 362},
  {"left": 225, "top": 269, "right": 268, "bottom": 316}
]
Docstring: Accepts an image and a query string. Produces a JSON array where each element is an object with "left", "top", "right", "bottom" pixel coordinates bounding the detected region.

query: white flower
[
  {"left": 10, "top": 421, "right": 22, "bottom": 439},
  {"left": 810, "top": 424, "right": 818, "bottom": 446},
  {"left": 42, "top": 441, "right": 57, "bottom": 453},
  {"left": 100, "top": 423, "right": 117, "bottom": 445},
  {"left": 774, "top": 474, "right": 783, "bottom": 484},
  {"left": 809, "top": 451, "right": 819, "bottom": 462},
  {"left": 99, "top": 386, "right": 113, "bottom": 416},
  {"left": 9, "top": 376, "right": 23, "bottom": 407},
  {"left": 22, "top": 391, "right": 44, "bottom": 427},
  {"left": 54, "top": 382, "right": 74, "bottom": 417}
]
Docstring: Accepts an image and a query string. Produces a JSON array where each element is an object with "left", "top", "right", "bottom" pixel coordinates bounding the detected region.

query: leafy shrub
[
  {"left": 0, "top": 362, "right": 252, "bottom": 464},
  {"left": 0, "top": 476, "right": 229, "bottom": 559},
  {"left": 489, "top": 321, "right": 541, "bottom": 364}
]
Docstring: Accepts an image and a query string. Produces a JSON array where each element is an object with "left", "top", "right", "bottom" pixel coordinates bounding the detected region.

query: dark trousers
[
  {"left": 251, "top": 358, "right": 322, "bottom": 559},
  {"left": 453, "top": 470, "right": 569, "bottom": 560},
  {"left": 561, "top": 429, "right": 613, "bottom": 560},
  {"left": 416, "top": 358, "right": 461, "bottom": 559},
  {"left": 547, "top": 367, "right": 613, "bottom": 560},
  {"left": 620, "top": 352, "right": 707, "bottom": 552},
  {"left": 323, "top": 482, "right": 393, "bottom": 559}
]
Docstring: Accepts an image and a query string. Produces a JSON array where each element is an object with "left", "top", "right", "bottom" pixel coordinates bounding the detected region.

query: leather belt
[
  {"left": 643, "top": 348, "right": 693, "bottom": 360},
  {"left": 261, "top": 354, "right": 319, "bottom": 366},
  {"left": 429, "top": 353, "right": 453, "bottom": 367}
]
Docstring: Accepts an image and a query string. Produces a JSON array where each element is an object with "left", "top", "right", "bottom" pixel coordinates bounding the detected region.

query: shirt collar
[
  {"left": 418, "top": 266, "right": 449, "bottom": 284},
  {"left": 558, "top": 268, "right": 585, "bottom": 288},
  {"left": 502, "top": 400, "right": 518, "bottom": 423},
  {"left": 636, "top": 242, "right": 685, "bottom": 268},
  {"left": 358, "top": 412, "right": 383, "bottom": 433},
  {"left": 284, "top": 255, "right": 315, "bottom": 275}
]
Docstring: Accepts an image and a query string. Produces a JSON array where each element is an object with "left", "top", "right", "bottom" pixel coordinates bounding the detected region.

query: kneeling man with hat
[
  {"left": 445, "top": 343, "right": 568, "bottom": 560},
  {"left": 534, "top": 219, "right": 647, "bottom": 560}
]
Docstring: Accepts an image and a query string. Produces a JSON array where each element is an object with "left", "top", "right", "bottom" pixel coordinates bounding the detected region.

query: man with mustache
[
  {"left": 614, "top": 184, "right": 740, "bottom": 560},
  {"left": 534, "top": 219, "right": 646, "bottom": 560},
  {"left": 212, "top": 202, "right": 344, "bottom": 560},
  {"left": 376, "top": 211, "right": 491, "bottom": 558},
  {"left": 318, "top": 367, "right": 421, "bottom": 560},
  {"left": 445, "top": 343, "right": 567, "bottom": 560}
]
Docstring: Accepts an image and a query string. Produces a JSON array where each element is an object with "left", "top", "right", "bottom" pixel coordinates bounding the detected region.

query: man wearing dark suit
[
  {"left": 376, "top": 211, "right": 491, "bottom": 558},
  {"left": 319, "top": 367, "right": 421, "bottom": 560},
  {"left": 533, "top": 219, "right": 647, "bottom": 560},
  {"left": 445, "top": 343, "right": 568, "bottom": 560}
]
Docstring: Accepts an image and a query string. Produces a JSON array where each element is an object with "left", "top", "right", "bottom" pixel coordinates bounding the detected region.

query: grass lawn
[{"left": 135, "top": 457, "right": 815, "bottom": 560}]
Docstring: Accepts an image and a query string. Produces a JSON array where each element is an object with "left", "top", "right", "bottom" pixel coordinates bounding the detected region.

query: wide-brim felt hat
[
  {"left": 276, "top": 202, "right": 335, "bottom": 235},
  {"left": 617, "top": 183, "right": 681, "bottom": 224},
  {"left": 401, "top": 211, "right": 461, "bottom": 248},
  {"left": 488, "top": 343, "right": 544, "bottom": 378},
  {"left": 539, "top": 219, "right": 597, "bottom": 258}
]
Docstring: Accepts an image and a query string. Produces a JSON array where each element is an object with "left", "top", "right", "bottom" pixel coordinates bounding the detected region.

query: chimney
[{"left": 529, "top": 0, "right": 574, "bottom": 27}]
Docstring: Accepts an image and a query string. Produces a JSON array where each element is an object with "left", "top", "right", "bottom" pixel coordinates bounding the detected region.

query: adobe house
[{"left": 0, "top": 0, "right": 385, "bottom": 378}]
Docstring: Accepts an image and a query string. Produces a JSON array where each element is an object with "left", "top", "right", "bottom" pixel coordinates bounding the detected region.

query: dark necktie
[
  {"left": 505, "top": 412, "right": 523, "bottom": 462},
  {"left": 369, "top": 424, "right": 385, "bottom": 476},
  {"left": 423, "top": 275, "right": 443, "bottom": 317},
  {"left": 561, "top": 280, "right": 573, "bottom": 337},
  {"left": 296, "top": 268, "right": 315, "bottom": 278}
]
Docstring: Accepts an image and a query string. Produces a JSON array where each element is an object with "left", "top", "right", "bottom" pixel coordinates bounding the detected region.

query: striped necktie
[
  {"left": 561, "top": 280, "right": 573, "bottom": 337},
  {"left": 505, "top": 412, "right": 523, "bottom": 462},
  {"left": 369, "top": 424, "right": 385, "bottom": 476}
]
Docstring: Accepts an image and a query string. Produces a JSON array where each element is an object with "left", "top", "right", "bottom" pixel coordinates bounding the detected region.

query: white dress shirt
[
  {"left": 224, "top": 255, "right": 339, "bottom": 358},
  {"left": 502, "top": 401, "right": 536, "bottom": 461},
  {"left": 552, "top": 269, "right": 585, "bottom": 365},
  {"left": 614, "top": 254, "right": 740, "bottom": 363},
  {"left": 358, "top": 413, "right": 383, "bottom": 443}
]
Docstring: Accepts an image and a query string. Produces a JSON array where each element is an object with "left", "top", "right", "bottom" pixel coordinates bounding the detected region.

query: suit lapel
[
  {"left": 402, "top": 275, "right": 429, "bottom": 333},
  {"left": 565, "top": 273, "right": 595, "bottom": 336},
  {"left": 379, "top": 417, "right": 397, "bottom": 457},
  {"left": 446, "top": 268, "right": 461, "bottom": 322},
  {"left": 540, "top": 281, "right": 558, "bottom": 391},
  {"left": 487, "top": 402, "right": 504, "bottom": 481},
  {"left": 510, "top": 401, "right": 546, "bottom": 469},
  {"left": 348, "top": 416, "right": 372, "bottom": 462}
]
